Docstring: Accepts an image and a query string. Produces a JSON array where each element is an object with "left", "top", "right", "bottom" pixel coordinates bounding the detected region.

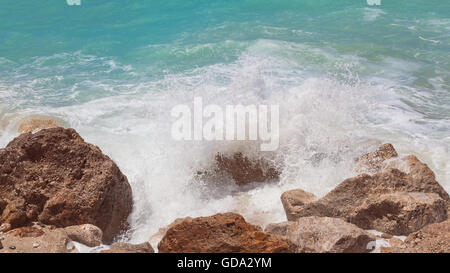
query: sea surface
[{"left": 0, "top": 0, "right": 449, "bottom": 249}]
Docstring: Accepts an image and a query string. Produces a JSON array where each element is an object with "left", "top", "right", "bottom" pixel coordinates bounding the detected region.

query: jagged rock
[
  {"left": 158, "top": 213, "right": 295, "bottom": 253},
  {"left": 18, "top": 117, "right": 62, "bottom": 134},
  {"left": 291, "top": 147, "right": 449, "bottom": 235},
  {"left": 0, "top": 128, "right": 133, "bottom": 242},
  {"left": 198, "top": 153, "right": 280, "bottom": 186},
  {"left": 383, "top": 219, "right": 450, "bottom": 253},
  {"left": 280, "top": 189, "right": 316, "bottom": 221},
  {"left": 349, "top": 192, "right": 447, "bottom": 235},
  {"left": 266, "top": 217, "right": 376, "bottom": 253},
  {"left": 101, "top": 242, "right": 154, "bottom": 253},
  {"left": 355, "top": 143, "right": 398, "bottom": 173},
  {"left": 64, "top": 224, "right": 103, "bottom": 247},
  {"left": 0, "top": 224, "right": 76, "bottom": 253}
]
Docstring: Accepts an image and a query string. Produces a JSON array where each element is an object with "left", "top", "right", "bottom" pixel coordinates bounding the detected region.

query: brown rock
[
  {"left": 292, "top": 149, "right": 449, "bottom": 235},
  {"left": 18, "top": 117, "right": 62, "bottom": 134},
  {"left": 355, "top": 143, "right": 398, "bottom": 173},
  {"left": 0, "top": 223, "right": 11, "bottom": 233},
  {"left": 265, "top": 222, "right": 291, "bottom": 236},
  {"left": 280, "top": 189, "right": 317, "bottom": 221},
  {"left": 267, "top": 217, "right": 376, "bottom": 253},
  {"left": 198, "top": 153, "right": 280, "bottom": 186},
  {"left": 64, "top": 224, "right": 103, "bottom": 247},
  {"left": 0, "top": 224, "right": 76, "bottom": 253},
  {"left": 349, "top": 192, "right": 447, "bottom": 235},
  {"left": 0, "top": 198, "right": 6, "bottom": 214},
  {"left": 393, "top": 219, "right": 450, "bottom": 253},
  {"left": 389, "top": 238, "right": 406, "bottom": 249},
  {"left": 158, "top": 213, "right": 295, "bottom": 253},
  {"left": 0, "top": 128, "right": 133, "bottom": 242},
  {"left": 8, "top": 226, "right": 45, "bottom": 238},
  {"left": 101, "top": 242, "right": 154, "bottom": 253}
]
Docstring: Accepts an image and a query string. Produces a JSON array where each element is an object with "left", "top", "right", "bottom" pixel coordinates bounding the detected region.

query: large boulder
[
  {"left": 289, "top": 145, "right": 449, "bottom": 235},
  {"left": 0, "top": 128, "right": 133, "bottom": 242},
  {"left": 157, "top": 213, "right": 295, "bottom": 253},
  {"left": 381, "top": 219, "right": 450, "bottom": 253},
  {"left": 280, "top": 189, "right": 316, "bottom": 221},
  {"left": 266, "top": 217, "right": 376, "bottom": 253}
]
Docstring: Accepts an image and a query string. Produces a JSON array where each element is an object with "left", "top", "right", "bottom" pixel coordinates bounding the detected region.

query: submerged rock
[
  {"left": 289, "top": 145, "right": 449, "bottom": 235},
  {"left": 101, "top": 242, "right": 154, "bottom": 253},
  {"left": 158, "top": 213, "right": 295, "bottom": 253},
  {"left": 198, "top": 152, "right": 280, "bottom": 186},
  {"left": 0, "top": 128, "right": 133, "bottom": 242},
  {"left": 280, "top": 189, "right": 317, "bottom": 221},
  {"left": 266, "top": 217, "right": 376, "bottom": 253}
]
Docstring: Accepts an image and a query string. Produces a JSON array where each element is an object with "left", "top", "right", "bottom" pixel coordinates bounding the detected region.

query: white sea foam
[{"left": 0, "top": 40, "right": 449, "bottom": 249}]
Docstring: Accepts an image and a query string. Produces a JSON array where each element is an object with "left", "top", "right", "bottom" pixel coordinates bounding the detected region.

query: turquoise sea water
[{"left": 0, "top": 1, "right": 449, "bottom": 248}]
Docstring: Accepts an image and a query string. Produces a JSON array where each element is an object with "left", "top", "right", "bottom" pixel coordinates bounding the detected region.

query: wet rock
[
  {"left": 280, "top": 189, "right": 317, "bottom": 221},
  {"left": 101, "top": 242, "right": 154, "bottom": 253},
  {"left": 349, "top": 192, "right": 447, "bottom": 235},
  {"left": 198, "top": 153, "right": 280, "bottom": 186},
  {"left": 267, "top": 217, "right": 376, "bottom": 253},
  {"left": 385, "top": 219, "right": 450, "bottom": 253},
  {"left": 158, "top": 213, "right": 295, "bottom": 253},
  {"left": 64, "top": 224, "right": 103, "bottom": 247},
  {"left": 355, "top": 143, "right": 398, "bottom": 173},
  {"left": 291, "top": 147, "right": 449, "bottom": 235},
  {"left": 0, "top": 127, "right": 133, "bottom": 242}
]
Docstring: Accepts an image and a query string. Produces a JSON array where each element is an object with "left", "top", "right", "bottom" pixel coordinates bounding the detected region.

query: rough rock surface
[
  {"left": 280, "top": 189, "right": 317, "bottom": 221},
  {"left": 0, "top": 224, "right": 76, "bottom": 253},
  {"left": 355, "top": 143, "right": 398, "bottom": 173},
  {"left": 290, "top": 146, "right": 449, "bottom": 235},
  {"left": 349, "top": 192, "right": 447, "bottom": 235},
  {"left": 383, "top": 219, "right": 450, "bottom": 253},
  {"left": 158, "top": 213, "right": 295, "bottom": 253},
  {"left": 198, "top": 153, "right": 280, "bottom": 186},
  {"left": 101, "top": 242, "right": 154, "bottom": 253},
  {"left": 64, "top": 224, "right": 103, "bottom": 247},
  {"left": 266, "top": 217, "right": 376, "bottom": 253},
  {"left": 0, "top": 128, "right": 133, "bottom": 242}
]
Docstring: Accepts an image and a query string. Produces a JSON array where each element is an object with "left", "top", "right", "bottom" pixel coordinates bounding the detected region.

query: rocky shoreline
[{"left": 0, "top": 125, "right": 449, "bottom": 253}]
